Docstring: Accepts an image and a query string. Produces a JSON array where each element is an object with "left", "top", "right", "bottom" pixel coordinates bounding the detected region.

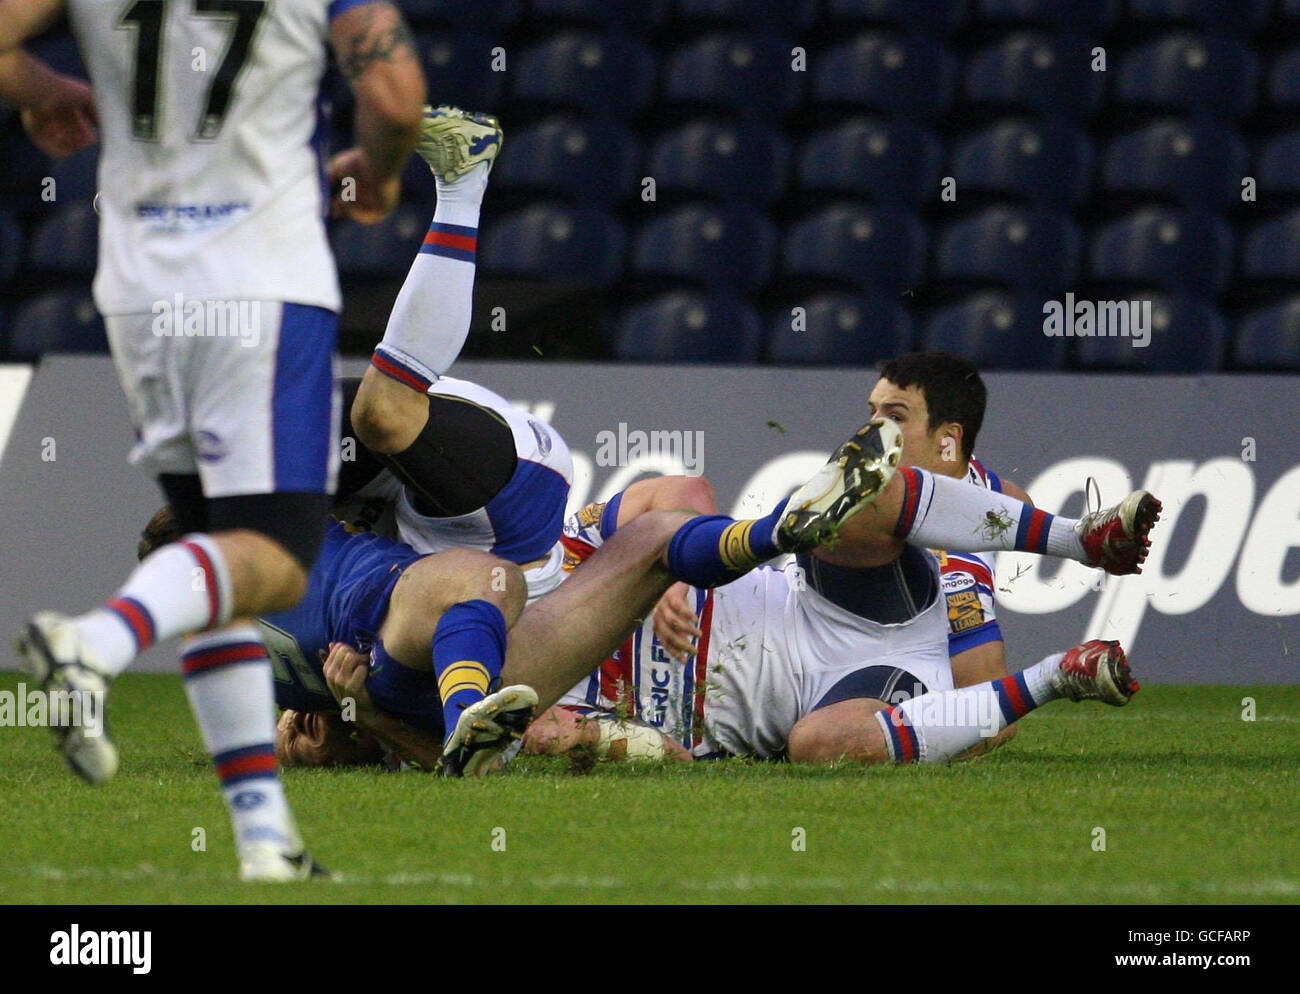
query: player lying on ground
[
  {"left": 5, "top": 0, "right": 425, "bottom": 881},
  {"left": 256, "top": 413, "right": 1160, "bottom": 769},
  {"left": 530, "top": 351, "right": 1039, "bottom": 762}
]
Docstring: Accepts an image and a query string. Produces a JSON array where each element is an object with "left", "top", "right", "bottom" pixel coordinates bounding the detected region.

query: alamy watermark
[
  {"left": 595, "top": 422, "right": 704, "bottom": 475},
  {"left": 151, "top": 293, "right": 262, "bottom": 348},
  {"left": 1042, "top": 293, "right": 1151, "bottom": 348},
  {"left": 1, "top": 682, "right": 104, "bottom": 738}
]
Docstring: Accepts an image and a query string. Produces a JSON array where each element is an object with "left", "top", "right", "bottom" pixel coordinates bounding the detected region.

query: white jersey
[
  {"left": 936, "top": 458, "right": 1004, "bottom": 654},
  {"left": 67, "top": 0, "right": 350, "bottom": 314},
  {"left": 353, "top": 376, "right": 574, "bottom": 600}
]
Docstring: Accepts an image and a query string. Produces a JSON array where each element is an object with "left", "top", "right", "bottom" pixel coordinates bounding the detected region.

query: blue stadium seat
[
  {"left": 797, "top": 119, "right": 941, "bottom": 205},
  {"left": 50, "top": 145, "right": 99, "bottom": 206},
  {"left": 1257, "top": 129, "right": 1300, "bottom": 199},
  {"left": 480, "top": 205, "right": 625, "bottom": 283},
  {"left": 1234, "top": 299, "right": 1300, "bottom": 369},
  {"left": 614, "top": 292, "right": 761, "bottom": 363},
  {"left": 825, "top": 0, "right": 966, "bottom": 32},
  {"left": 1100, "top": 120, "right": 1247, "bottom": 208},
  {"left": 512, "top": 33, "right": 655, "bottom": 117},
  {"left": 10, "top": 291, "right": 107, "bottom": 358},
  {"left": 1116, "top": 36, "right": 1258, "bottom": 118},
  {"left": 415, "top": 31, "right": 504, "bottom": 113},
  {"left": 1268, "top": 46, "right": 1300, "bottom": 109},
  {"left": 1072, "top": 295, "right": 1227, "bottom": 372},
  {"left": 400, "top": 0, "right": 520, "bottom": 29},
  {"left": 975, "top": 0, "right": 1118, "bottom": 33},
  {"left": 782, "top": 205, "right": 926, "bottom": 292},
  {"left": 330, "top": 204, "right": 428, "bottom": 278},
  {"left": 1126, "top": 0, "right": 1269, "bottom": 36},
  {"left": 949, "top": 120, "right": 1092, "bottom": 207},
  {"left": 813, "top": 33, "right": 955, "bottom": 120},
  {"left": 964, "top": 33, "right": 1104, "bottom": 118},
  {"left": 632, "top": 205, "right": 775, "bottom": 291},
  {"left": 493, "top": 117, "right": 638, "bottom": 204},
  {"left": 1242, "top": 210, "right": 1300, "bottom": 282},
  {"left": 934, "top": 207, "right": 1080, "bottom": 294},
  {"left": 0, "top": 210, "right": 20, "bottom": 282},
  {"left": 922, "top": 292, "right": 1067, "bottom": 369},
  {"left": 528, "top": 0, "right": 667, "bottom": 31},
  {"left": 766, "top": 294, "right": 914, "bottom": 366},
  {"left": 1089, "top": 209, "right": 1232, "bottom": 293},
  {"left": 663, "top": 34, "right": 801, "bottom": 115},
  {"left": 674, "top": 0, "right": 815, "bottom": 32},
  {"left": 28, "top": 201, "right": 98, "bottom": 276},
  {"left": 647, "top": 121, "right": 790, "bottom": 203}
]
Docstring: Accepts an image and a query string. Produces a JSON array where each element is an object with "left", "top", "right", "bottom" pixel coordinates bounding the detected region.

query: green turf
[{"left": 0, "top": 672, "right": 1296, "bottom": 904}]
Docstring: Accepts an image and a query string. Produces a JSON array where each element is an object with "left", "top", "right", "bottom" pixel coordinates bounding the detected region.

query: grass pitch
[{"left": 0, "top": 672, "right": 1296, "bottom": 905}]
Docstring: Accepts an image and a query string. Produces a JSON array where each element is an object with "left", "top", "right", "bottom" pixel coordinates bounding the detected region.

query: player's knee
[
  {"left": 443, "top": 549, "right": 526, "bottom": 620},
  {"left": 217, "top": 530, "right": 310, "bottom": 614},
  {"left": 351, "top": 373, "right": 424, "bottom": 454}
]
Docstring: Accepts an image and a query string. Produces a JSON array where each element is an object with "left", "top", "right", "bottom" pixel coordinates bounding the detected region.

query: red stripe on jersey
[
  {"left": 942, "top": 555, "right": 993, "bottom": 589},
  {"left": 691, "top": 591, "right": 715, "bottom": 748}
]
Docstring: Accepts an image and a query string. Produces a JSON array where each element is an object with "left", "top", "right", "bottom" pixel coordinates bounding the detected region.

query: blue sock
[
  {"left": 433, "top": 599, "right": 508, "bottom": 744},
  {"left": 665, "top": 498, "right": 790, "bottom": 588},
  {"left": 366, "top": 640, "right": 443, "bottom": 737}
]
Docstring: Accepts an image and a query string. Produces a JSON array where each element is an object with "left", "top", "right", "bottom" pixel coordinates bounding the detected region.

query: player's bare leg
[
  {"left": 503, "top": 511, "right": 691, "bottom": 711},
  {"left": 368, "top": 547, "right": 534, "bottom": 776},
  {"left": 786, "top": 640, "right": 1138, "bottom": 765}
]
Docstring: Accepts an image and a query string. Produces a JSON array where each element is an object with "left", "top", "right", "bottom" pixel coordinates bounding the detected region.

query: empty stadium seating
[
  {"left": 614, "top": 292, "right": 761, "bottom": 362},
  {"left": 3, "top": 2, "right": 1298, "bottom": 372}
]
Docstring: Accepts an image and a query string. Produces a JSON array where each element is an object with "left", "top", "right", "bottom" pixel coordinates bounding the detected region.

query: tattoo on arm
[{"left": 337, "top": 5, "right": 417, "bottom": 82}]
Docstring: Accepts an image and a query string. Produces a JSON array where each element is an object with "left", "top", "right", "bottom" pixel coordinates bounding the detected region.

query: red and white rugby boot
[
  {"left": 1076, "top": 490, "right": 1162, "bottom": 575},
  {"left": 1053, "top": 639, "right": 1140, "bottom": 706}
]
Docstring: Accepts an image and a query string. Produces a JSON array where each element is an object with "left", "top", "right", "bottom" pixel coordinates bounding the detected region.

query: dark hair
[
  {"left": 877, "top": 351, "right": 986, "bottom": 462},
  {"left": 138, "top": 506, "right": 183, "bottom": 561}
]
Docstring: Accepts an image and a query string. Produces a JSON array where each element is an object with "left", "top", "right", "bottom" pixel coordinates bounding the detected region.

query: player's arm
[
  {"left": 613, "top": 476, "right": 717, "bottom": 661},
  {"left": 320, "top": 641, "right": 445, "bottom": 770},
  {"left": 0, "top": 0, "right": 63, "bottom": 51},
  {"left": 327, "top": 1, "right": 425, "bottom": 224}
]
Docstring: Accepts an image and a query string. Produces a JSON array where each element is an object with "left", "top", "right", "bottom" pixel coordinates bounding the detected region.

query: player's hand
[
  {"left": 322, "top": 641, "right": 378, "bottom": 724},
  {"left": 21, "top": 72, "right": 97, "bottom": 158},
  {"left": 652, "top": 582, "right": 702, "bottom": 662},
  {"left": 326, "top": 146, "right": 401, "bottom": 224}
]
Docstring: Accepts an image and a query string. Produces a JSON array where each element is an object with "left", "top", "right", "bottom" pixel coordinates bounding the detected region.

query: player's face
[{"left": 867, "top": 378, "right": 959, "bottom": 474}]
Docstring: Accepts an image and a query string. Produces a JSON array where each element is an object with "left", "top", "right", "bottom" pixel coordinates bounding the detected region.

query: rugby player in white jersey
[
  {"left": 531, "top": 353, "right": 1062, "bottom": 764},
  {"left": 260, "top": 406, "right": 1161, "bottom": 770},
  {"left": 0, "top": 0, "right": 425, "bottom": 880}
]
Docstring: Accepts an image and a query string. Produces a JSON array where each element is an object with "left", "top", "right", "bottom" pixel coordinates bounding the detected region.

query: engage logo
[{"left": 50, "top": 925, "right": 151, "bottom": 974}]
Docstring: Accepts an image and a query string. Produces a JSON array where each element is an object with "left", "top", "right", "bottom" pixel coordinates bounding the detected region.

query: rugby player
[
  {"left": 3, "top": 0, "right": 425, "bottom": 880},
  {"left": 254, "top": 412, "right": 1159, "bottom": 770},
  {"left": 620, "top": 352, "right": 1030, "bottom": 761}
]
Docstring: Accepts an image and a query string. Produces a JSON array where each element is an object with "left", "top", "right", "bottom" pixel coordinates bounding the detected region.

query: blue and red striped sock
[
  {"left": 73, "top": 534, "right": 233, "bottom": 677},
  {"left": 664, "top": 498, "right": 790, "bottom": 588},
  {"left": 370, "top": 163, "right": 489, "bottom": 391},
  {"left": 894, "top": 468, "right": 1085, "bottom": 560},
  {"left": 874, "top": 654, "right": 1064, "bottom": 764},
  {"left": 182, "top": 624, "right": 297, "bottom": 852},
  {"left": 433, "top": 599, "right": 508, "bottom": 745}
]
